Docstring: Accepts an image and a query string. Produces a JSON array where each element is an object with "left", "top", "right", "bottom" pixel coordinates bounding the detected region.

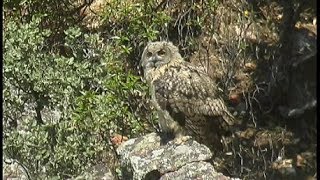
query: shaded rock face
[
  {"left": 276, "top": 25, "right": 317, "bottom": 151},
  {"left": 284, "top": 27, "right": 316, "bottom": 115},
  {"left": 116, "top": 133, "right": 240, "bottom": 180}
]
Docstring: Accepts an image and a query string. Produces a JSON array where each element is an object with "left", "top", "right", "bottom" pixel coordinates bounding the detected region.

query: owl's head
[{"left": 140, "top": 41, "right": 183, "bottom": 74}]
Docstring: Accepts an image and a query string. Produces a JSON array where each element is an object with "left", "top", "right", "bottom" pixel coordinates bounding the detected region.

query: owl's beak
[
  {"left": 145, "top": 55, "right": 161, "bottom": 68},
  {"left": 150, "top": 55, "right": 161, "bottom": 63}
]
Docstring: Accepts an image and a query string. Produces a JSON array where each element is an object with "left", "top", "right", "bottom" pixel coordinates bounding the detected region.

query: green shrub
[{"left": 3, "top": 15, "right": 149, "bottom": 178}]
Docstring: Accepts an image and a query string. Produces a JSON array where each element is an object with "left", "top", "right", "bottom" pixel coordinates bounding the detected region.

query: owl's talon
[{"left": 172, "top": 135, "right": 192, "bottom": 145}]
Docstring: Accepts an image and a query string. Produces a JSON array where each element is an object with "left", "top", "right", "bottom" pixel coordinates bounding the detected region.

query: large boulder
[{"left": 116, "top": 133, "right": 240, "bottom": 180}]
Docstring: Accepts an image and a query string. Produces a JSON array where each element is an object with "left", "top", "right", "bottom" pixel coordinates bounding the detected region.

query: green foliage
[
  {"left": 3, "top": 15, "right": 148, "bottom": 178},
  {"left": 99, "top": 0, "right": 218, "bottom": 59}
]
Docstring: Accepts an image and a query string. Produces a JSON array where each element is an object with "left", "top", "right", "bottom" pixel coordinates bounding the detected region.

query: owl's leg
[
  {"left": 159, "top": 111, "right": 191, "bottom": 145},
  {"left": 158, "top": 113, "right": 176, "bottom": 145}
]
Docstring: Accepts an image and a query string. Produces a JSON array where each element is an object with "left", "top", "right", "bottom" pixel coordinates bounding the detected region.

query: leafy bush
[{"left": 3, "top": 15, "right": 149, "bottom": 178}]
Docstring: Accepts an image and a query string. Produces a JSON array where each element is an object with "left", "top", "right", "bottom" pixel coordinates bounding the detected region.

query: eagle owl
[{"left": 140, "top": 41, "right": 235, "bottom": 149}]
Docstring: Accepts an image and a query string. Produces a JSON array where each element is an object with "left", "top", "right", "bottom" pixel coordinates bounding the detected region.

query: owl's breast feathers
[{"left": 149, "top": 62, "right": 235, "bottom": 128}]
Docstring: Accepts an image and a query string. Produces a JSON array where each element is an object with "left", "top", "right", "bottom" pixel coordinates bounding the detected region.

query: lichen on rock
[{"left": 117, "top": 133, "right": 239, "bottom": 180}]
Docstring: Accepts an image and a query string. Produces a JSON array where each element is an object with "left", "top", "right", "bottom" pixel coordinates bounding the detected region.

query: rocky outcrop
[
  {"left": 116, "top": 133, "right": 240, "bottom": 180},
  {"left": 3, "top": 158, "right": 30, "bottom": 180},
  {"left": 72, "top": 163, "right": 115, "bottom": 180}
]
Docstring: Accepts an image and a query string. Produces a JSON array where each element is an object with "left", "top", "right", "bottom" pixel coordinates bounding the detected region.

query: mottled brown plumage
[{"left": 140, "top": 41, "right": 235, "bottom": 148}]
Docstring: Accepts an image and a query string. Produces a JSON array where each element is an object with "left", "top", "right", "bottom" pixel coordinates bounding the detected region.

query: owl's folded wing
[{"left": 153, "top": 65, "right": 235, "bottom": 126}]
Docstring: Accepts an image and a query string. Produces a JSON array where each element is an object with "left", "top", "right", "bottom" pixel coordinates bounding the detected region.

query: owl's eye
[
  {"left": 158, "top": 49, "right": 166, "bottom": 56},
  {"left": 146, "top": 52, "right": 152, "bottom": 57}
]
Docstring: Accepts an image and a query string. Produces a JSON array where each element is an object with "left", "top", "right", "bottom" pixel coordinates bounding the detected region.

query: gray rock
[
  {"left": 3, "top": 158, "right": 30, "bottom": 180},
  {"left": 72, "top": 163, "right": 115, "bottom": 180},
  {"left": 161, "top": 161, "right": 238, "bottom": 180},
  {"left": 117, "top": 133, "right": 239, "bottom": 180}
]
